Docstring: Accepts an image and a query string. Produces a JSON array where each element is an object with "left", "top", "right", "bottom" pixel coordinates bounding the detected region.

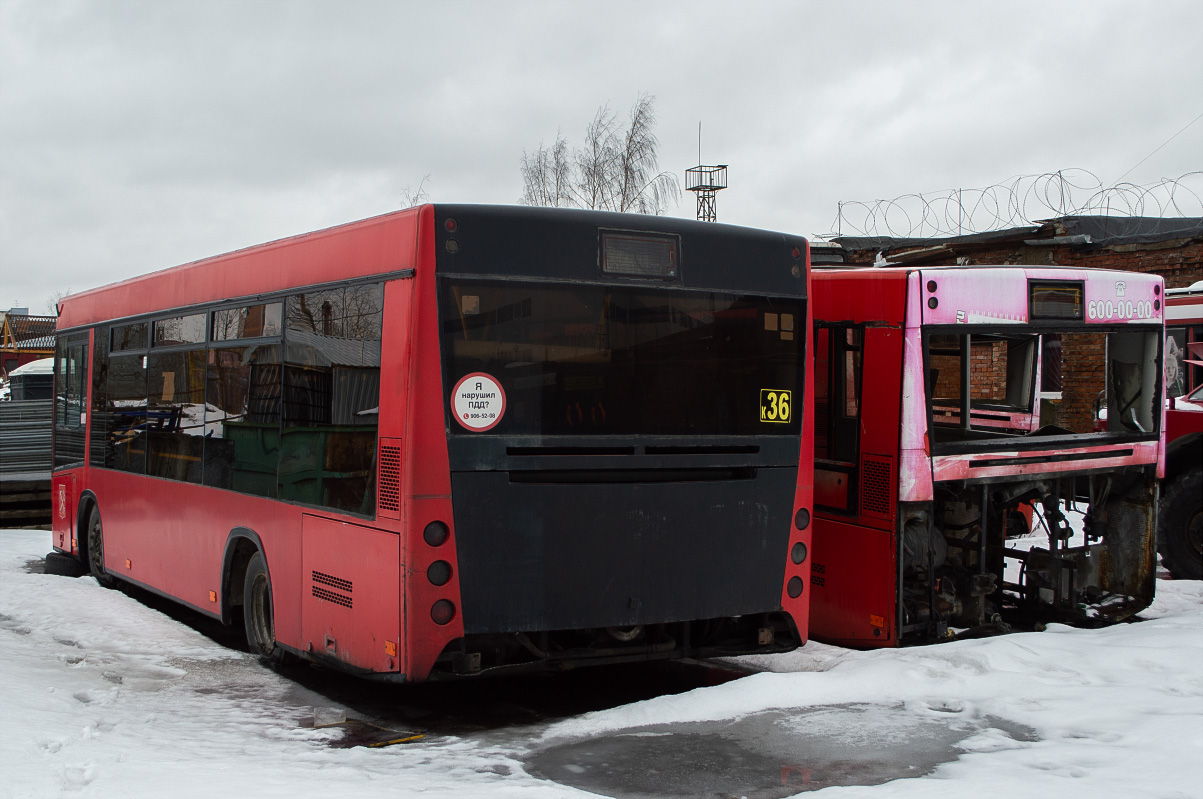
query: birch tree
[{"left": 520, "top": 94, "right": 680, "bottom": 215}]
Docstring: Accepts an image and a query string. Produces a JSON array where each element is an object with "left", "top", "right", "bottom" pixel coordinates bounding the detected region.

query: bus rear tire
[
  {"left": 243, "top": 552, "right": 284, "bottom": 662},
  {"left": 44, "top": 551, "right": 89, "bottom": 577},
  {"left": 86, "top": 506, "right": 117, "bottom": 588},
  {"left": 1159, "top": 468, "right": 1202, "bottom": 581}
]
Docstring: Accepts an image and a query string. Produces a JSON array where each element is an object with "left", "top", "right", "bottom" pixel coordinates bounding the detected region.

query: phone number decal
[{"left": 1087, "top": 299, "right": 1157, "bottom": 321}]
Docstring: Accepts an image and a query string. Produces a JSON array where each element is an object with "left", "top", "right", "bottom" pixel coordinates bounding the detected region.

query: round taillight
[
  {"left": 1154, "top": 299, "right": 1160, "bottom": 311},
  {"left": 791, "top": 542, "right": 808, "bottom": 564},
  {"left": 427, "top": 560, "right": 452, "bottom": 586},
  {"left": 928, "top": 297, "right": 939, "bottom": 309},
  {"left": 431, "top": 600, "right": 456, "bottom": 625},
  {"left": 423, "top": 521, "right": 449, "bottom": 547},
  {"left": 1154, "top": 284, "right": 1161, "bottom": 294},
  {"left": 787, "top": 576, "right": 804, "bottom": 598},
  {"left": 445, "top": 239, "right": 460, "bottom": 254},
  {"left": 927, "top": 280, "right": 937, "bottom": 292},
  {"left": 794, "top": 508, "right": 810, "bottom": 530},
  {"left": 792, "top": 246, "right": 801, "bottom": 259},
  {"left": 444, "top": 218, "right": 457, "bottom": 233}
]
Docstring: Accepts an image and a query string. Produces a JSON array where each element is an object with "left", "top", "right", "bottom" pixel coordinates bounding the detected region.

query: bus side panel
[
  {"left": 808, "top": 516, "right": 897, "bottom": 646},
  {"left": 84, "top": 469, "right": 305, "bottom": 634},
  {"left": 403, "top": 206, "right": 465, "bottom": 682},
  {"left": 300, "top": 515, "right": 400, "bottom": 672},
  {"left": 781, "top": 278, "right": 815, "bottom": 641},
  {"left": 51, "top": 472, "right": 76, "bottom": 553},
  {"left": 856, "top": 326, "right": 904, "bottom": 531}
]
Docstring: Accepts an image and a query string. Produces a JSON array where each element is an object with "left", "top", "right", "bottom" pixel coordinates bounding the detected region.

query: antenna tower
[{"left": 686, "top": 122, "right": 727, "bottom": 222}]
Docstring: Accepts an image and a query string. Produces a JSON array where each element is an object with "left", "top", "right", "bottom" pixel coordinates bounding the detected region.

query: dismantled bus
[{"left": 809, "top": 265, "right": 1164, "bottom": 646}]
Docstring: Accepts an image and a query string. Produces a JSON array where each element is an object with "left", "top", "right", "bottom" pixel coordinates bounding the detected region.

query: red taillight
[{"left": 431, "top": 600, "right": 456, "bottom": 625}]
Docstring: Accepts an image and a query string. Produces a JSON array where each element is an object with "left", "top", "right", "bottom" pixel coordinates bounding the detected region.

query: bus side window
[
  {"left": 815, "top": 325, "right": 863, "bottom": 514},
  {"left": 54, "top": 333, "right": 89, "bottom": 468},
  {"left": 89, "top": 325, "right": 109, "bottom": 468},
  {"left": 204, "top": 343, "right": 281, "bottom": 497},
  {"left": 279, "top": 283, "right": 383, "bottom": 514},
  {"left": 145, "top": 346, "right": 207, "bottom": 484}
]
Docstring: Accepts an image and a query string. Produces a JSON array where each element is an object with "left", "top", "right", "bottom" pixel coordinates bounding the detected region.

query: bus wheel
[
  {"left": 1159, "top": 468, "right": 1202, "bottom": 581},
  {"left": 243, "top": 552, "right": 283, "bottom": 662},
  {"left": 44, "top": 551, "right": 88, "bottom": 577},
  {"left": 86, "top": 506, "right": 116, "bottom": 588}
]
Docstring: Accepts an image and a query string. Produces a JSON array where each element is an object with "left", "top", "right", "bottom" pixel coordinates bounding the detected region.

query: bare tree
[
  {"left": 400, "top": 175, "right": 431, "bottom": 208},
  {"left": 521, "top": 94, "right": 680, "bottom": 215},
  {"left": 520, "top": 133, "right": 573, "bottom": 208}
]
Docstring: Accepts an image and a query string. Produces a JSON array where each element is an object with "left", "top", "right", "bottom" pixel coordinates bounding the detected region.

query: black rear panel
[
  {"left": 434, "top": 206, "right": 807, "bottom": 636},
  {"left": 452, "top": 466, "right": 796, "bottom": 634}
]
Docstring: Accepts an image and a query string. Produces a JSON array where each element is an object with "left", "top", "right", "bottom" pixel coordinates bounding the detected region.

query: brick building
[{"left": 823, "top": 215, "right": 1202, "bottom": 432}]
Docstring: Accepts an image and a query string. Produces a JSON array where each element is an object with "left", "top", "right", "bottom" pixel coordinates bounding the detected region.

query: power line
[{"left": 1114, "top": 111, "right": 1203, "bottom": 185}]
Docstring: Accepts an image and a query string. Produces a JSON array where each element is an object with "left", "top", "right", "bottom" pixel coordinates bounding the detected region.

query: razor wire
[{"left": 833, "top": 170, "right": 1203, "bottom": 239}]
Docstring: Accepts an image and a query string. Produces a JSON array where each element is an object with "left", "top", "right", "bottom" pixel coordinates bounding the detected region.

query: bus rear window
[{"left": 440, "top": 280, "right": 803, "bottom": 436}]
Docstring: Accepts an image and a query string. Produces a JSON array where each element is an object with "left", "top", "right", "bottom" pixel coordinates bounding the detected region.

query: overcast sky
[{"left": 2, "top": 0, "right": 1201, "bottom": 316}]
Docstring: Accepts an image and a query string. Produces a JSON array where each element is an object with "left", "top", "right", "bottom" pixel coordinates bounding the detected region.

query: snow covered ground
[{"left": 2, "top": 526, "right": 1201, "bottom": 799}]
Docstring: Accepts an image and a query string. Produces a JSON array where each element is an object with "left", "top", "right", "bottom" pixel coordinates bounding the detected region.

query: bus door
[
  {"left": 52, "top": 331, "right": 89, "bottom": 554},
  {"left": 811, "top": 322, "right": 902, "bottom": 644}
]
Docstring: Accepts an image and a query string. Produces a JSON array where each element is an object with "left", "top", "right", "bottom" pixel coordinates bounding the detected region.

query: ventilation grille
[
  {"left": 311, "top": 570, "right": 353, "bottom": 608},
  {"left": 377, "top": 441, "right": 402, "bottom": 517},
  {"left": 313, "top": 570, "right": 352, "bottom": 592},
  {"left": 811, "top": 574, "right": 826, "bottom": 587},
  {"left": 313, "top": 586, "right": 352, "bottom": 608},
  {"left": 859, "top": 455, "right": 893, "bottom": 520}
]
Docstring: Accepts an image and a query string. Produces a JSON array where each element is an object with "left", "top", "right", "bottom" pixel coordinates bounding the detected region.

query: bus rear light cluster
[
  {"left": 787, "top": 507, "right": 810, "bottom": 599},
  {"left": 423, "top": 521, "right": 456, "bottom": 624}
]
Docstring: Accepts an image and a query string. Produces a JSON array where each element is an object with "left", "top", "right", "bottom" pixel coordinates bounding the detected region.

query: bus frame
[{"left": 809, "top": 264, "right": 1165, "bottom": 646}]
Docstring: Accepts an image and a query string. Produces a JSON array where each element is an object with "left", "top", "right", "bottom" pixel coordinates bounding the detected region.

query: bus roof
[
  {"left": 56, "top": 204, "right": 810, "bottom": 332},
  {"left": 57, "top": 206, "right": 426, "bottom": 331}
]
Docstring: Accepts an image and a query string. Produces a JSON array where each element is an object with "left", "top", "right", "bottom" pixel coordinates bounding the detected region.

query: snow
[{"left": 2, "top": 527, "right": 1201, "bottom": 798}]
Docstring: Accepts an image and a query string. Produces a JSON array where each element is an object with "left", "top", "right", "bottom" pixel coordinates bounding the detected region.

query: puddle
[{"left": 527, "top": 703, "right": 1036, "bottom": 798}]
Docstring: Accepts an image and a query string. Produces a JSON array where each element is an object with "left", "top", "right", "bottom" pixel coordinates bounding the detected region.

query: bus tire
[
  {"left": 86, "top": 506, "right": 117, "bottom": 588},
  {"left": 44, "top": 551, "right": 88, "bottom": 577},
  {"left": 1158, "top": 468, "right": 1202, "bottom": 581},
  {"left": 243, "top": 552, "right": 284, "bottom": 662}
]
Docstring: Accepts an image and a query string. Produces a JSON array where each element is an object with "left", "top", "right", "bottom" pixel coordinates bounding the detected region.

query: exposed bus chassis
[
  {"left": 897, "top": 468, "right": 1157, "bottom": 643},
  {"left": 428, "top": 613, "right": 802, "bottom": 678}
]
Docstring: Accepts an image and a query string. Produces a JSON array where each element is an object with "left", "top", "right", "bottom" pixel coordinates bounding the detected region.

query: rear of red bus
[
  {"left": 51, "top": 204, "right": 814, "bottom": 681},
  {"left": 810, "top": 265, "right": 1164, "bottom": 646}
]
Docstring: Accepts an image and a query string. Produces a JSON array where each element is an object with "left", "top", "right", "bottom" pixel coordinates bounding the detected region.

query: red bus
[
  {"left": 1160, "top": 281, "right": 1202, "bottom": 579},
  {"left": 49, "top": 205, "right": 814, "bottom": 680},
  {"left": 809, "top": 265, "right": 1164, "bottom": 646}
]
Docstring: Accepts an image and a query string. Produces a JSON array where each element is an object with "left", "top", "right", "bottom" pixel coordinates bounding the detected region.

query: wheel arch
[
  {"left": 76, "top": 489, "right": 100, "bottom": 565},
  {"left": 221, "top": 527, "right": 267, "bottom": 626},
  {"left": 1165, "top": 432, "right": 1202, "bottom": 481}
]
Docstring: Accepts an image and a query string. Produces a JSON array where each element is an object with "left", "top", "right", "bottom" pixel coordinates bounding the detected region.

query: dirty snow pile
[{"left": 2, "top": 527, "right": 1201, "bottom": 798}]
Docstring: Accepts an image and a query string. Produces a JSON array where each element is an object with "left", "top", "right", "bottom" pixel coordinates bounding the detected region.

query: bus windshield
[
  {"left": 440, "top": 279, "right": 804, "bottom": 436},
  {"left": 925, "top": 326, "right": 1162, "bottom": 446}
]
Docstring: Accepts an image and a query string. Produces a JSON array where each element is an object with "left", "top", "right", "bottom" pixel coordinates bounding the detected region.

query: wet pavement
[
  {"left": 39, "top": 558, "right": 1040, "bottom": 795},
  {"left": 526, "top": 704, "right": 1037, "bottom": 798}
]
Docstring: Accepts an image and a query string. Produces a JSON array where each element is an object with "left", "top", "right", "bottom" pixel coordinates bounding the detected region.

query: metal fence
[{"left": 0, "top": 399, "right": 52, "bottom": 476}]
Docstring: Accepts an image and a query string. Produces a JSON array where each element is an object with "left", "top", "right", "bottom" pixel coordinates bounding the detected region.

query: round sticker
[{"left": 451, "top": 372, "right": 506, "bottom": 431}]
